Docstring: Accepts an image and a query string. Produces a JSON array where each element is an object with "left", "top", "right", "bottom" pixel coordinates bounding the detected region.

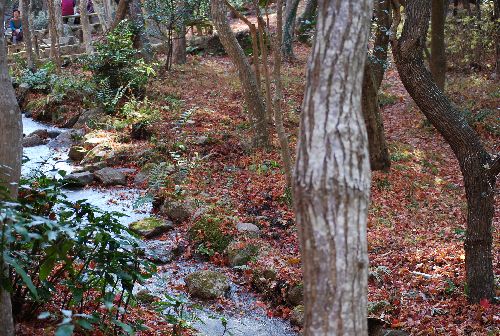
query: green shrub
[
  {"left": 83, "top": 21, "right": 155, "bottom": 114},
  {"left": 0, "top": 174, "right": 155, "bottom": 334}
]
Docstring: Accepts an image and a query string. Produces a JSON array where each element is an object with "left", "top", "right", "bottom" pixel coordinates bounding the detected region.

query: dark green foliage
[
  {"left": 83, "top": 21, "right": 155, "bottom": 114},
  {"left": 0, "top": 174, "right": 155, "bottom": 334}
]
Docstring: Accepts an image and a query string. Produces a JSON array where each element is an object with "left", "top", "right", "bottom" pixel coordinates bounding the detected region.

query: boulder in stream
[
  {"left": 63, "top": 172, "right": 95, "bottom": 188},
  {"left": 94, "top": 167, "right": 127, "bottom": 186},
  {"left": 185, "top": 270, "right": 230, "bottom": 300},
  {"left": 22, "top": 134, "right": 46, "bottom": 147},
  {"left": 129, "top": 217, "right": 174, "bottom": 239},
  {"left": 159, "top": 199, "right": 195, "bottom": 223}
]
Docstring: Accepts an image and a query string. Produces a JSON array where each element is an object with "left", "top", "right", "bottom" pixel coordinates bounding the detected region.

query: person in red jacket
[{"left": 61, "top": 0, "right": 75, "bottom": 23}]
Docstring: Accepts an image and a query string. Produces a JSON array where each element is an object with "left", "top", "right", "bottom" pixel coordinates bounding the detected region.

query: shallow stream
[{"left": 22, "top": 115, "right": 298, "bottom": 336}]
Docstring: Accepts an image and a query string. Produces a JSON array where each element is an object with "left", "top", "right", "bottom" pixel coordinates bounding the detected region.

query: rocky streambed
[{"left": 21, "top": 114, "right": 299, "bottom": 336}]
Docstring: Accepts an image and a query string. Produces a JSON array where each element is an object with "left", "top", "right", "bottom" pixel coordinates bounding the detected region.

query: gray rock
[
  {"left": 47, "top": 130, "right": 62, "bottom": 138},
  {"left": 185, "top": 270, "right": 230, "bottom": 300},
  {"left": 48, "top": 129, "right": 85, "bottom": 149},
  {"left": 72, "top": 162, "right": 107, "bottom": 173},
  {"left": 226, "top": 242, "right": 259, "bottom": 267},
  {"left": 22, "top": 134, "right": 46, "bottom": 147},
  {"left": 27, "top": 129, "right": 49, "bottom": 139},
  {"left": 290, "top": 305, "right": 304, "bottom": 326},
  {"left": 236, "top": 222, "right": 260, "bottom": 237},
  {"left": 287, "top": 283, "right": 304, "bottom": 306},
  {"left": 63, "top": 171, "right": 94, "bottom": 188},
  {"left": 94, "top": 167, "right": 127, "bottom": 186},
  {"left": 160, "top": 199, "right": 194, "bottom": 223},
  {"left": 129, "top": 217, "right": 174, "bottom": 239},
  {"left": 117, "top": 168, "right": 136, "bottom": 175},
  {"left": 68, "top": 146, "right": 88, "bottom": 162},
  {"left": 143, "top": 240, "right": 174, "bottom": 264},
  {"left": 81, "top": 145, "right": 115, "bottom": 165},
  {"left": 61, "top": 114, "right": 80, "bottom": 128},
  {"left": 251, "top": 268, "right": 277, "bottom": 294}
]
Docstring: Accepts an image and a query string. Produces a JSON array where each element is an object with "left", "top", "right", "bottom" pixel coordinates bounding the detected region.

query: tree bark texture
[
  {"left": 210, "top": 0, "right": 269, "bottom": 147},
  {"left": 173, "top": 1, "right": 187, "bottom": 65},
  {"left": 94, "top": 0, "right": 112, "bottom": 31},
  {"left": 362, "top": 61, "right": 390, "bottom": 171},
  {"left": 109, "top": 0, "right": 129, "bottom": 32},
  {"left": 281, "top": 0, "right": 300, "bottom": 59},
  {"left": 392, "top": 0, "right": 498, "bottom": 303},
  {"left": 79, "top": 0, "right": 94, "bottom": 53},
  {"left": 47, "top": 0, "right": 62, "bottom": 70},
  {"left": 494, "top": 0, "right": 500, "bottom": 77},
  {"left": 0, "top": 1, "right": 22, "bottom": 334},
  {"left": 20, "top": 0, "right": 36, "bottom": 69},
  {"left": 294, "top": 0, "right": 372, "bottom": 334},
  {"left": 272, "top": 0, "right": 294, "bottom": 192},
  {"left": 431, "top": 0, "right": 446, "bottom": 90},
  {"left": 128, "top": 0, "right": 153, "bottom": 62},
  {"left": 372, "top": 0, "right": 391, "bottom": 89},
  {"left": 297, "top": 0, "right": 317, "bottom": 31}
]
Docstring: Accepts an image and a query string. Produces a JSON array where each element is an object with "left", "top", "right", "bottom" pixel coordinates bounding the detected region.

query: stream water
[{"left": 22, "top": 115, "right": 298, "bottom": 336}]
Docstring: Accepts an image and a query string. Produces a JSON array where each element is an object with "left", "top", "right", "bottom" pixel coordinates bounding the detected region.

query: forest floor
[{"left": 17, "top": 42, "right": 499, "bottom": 335}]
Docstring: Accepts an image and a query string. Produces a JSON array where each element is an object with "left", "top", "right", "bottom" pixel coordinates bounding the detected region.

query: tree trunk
[
  {"left": 173, "top": 0, "right": 187, "bottom": 65},
  {"left": 362, "top": 61, "right": 390, "bottom": 171},
  {"left": 128, "top": 0, "right": 153, "bottom": 62},
  {"left": 294, "top": 0, "right": 372, "bottom": 334},
  {"left": 47, "top": 0, "right": 62, "bottom": 71},
  {"left": 20, "top": 0, "right": 36, "bottom": 70},
  {"left": 431, "top": 0, "right": 446, "bottom": 90},
  {"left": 0, "top": 1, "right": 22, "bottom": 334},
  {"left": 210, "top": 0, "right": 269, "bottom": 147},
  {"left": 372, "top": 0, "right": 391, "bottom": 89},
  {"left": 93, "top": 0, "right": 112, "bottom": 31},
  {"left": 281, "top": 0, "right": 300, "bottom": 60},
  {"left": 79, "top": 0, "right": 94, "bottom": 53},
  {"left": 54, "top": 0, "right": 63, "bottom": 36},
  {"left": 109, "top": 0, "right": 129, "bottom": 32},
  {"left": 273, "top": 0, "right": 293, "bottom": 192},
  {"left": 392, "top": 0, "right": 498, "bottom": 303},
  {"left": 297, "top": 0, "right": 317, "bottom": 31}
]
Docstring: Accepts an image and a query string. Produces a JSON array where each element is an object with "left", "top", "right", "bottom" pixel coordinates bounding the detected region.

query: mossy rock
[
  {"left": 290, "top": 305, "right": 304, "bottom": 326},
  {"left": 136, "top": 289, "right": 157, "bottom": 305},
  {"left": 287, "top": 283, "right": 304, "bottom": 306},
  {"left": 226, "top": 242, "right": 259, "bottom": 267},
  {"left": 129, "top": 217, "right": 174, "bottom": 238},
  {"left": 251, "top": 268, "right": 277, "bottom": 294},
  {"left": 185, "top": 270, "right": 230, "bottom": 300}
]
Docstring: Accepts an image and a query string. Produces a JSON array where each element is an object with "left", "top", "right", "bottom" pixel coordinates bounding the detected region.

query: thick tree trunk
[
  {"left": 294, "top": 0, "right": 372, "bottom": 334},
  {"left": 281, "top": 0, "right": 300, "bottom": 60},
  {"left": 54, "top": 0, "right": 63, "bottom": 36},
  {"left": 20, "top": 0, "right": 36, "bottom": 69},
  {"left": 0, "top": 1, "right": 22, "bottom": 335},
  {"left": 210, "top": 0, "right": 269, "bottom": 147},
  {"left": 362, "top": 61, "right": 390, "bottom": 171},
  {"left": 128, "top": 0, "right": 153, "bottom": 62},
  {"left": 431, "top": 0, "right": 446, "bottom": 90},
  {"left": 79, "top": 0, "right": 94, "bottom": 53},
  {"left": 297, "top": 0, "right": 317, "bottom": 31},
  {"left": 392, "top": 0, "right": 498, "bottom": 303},
  {"left": 173, "top": 0, "right": 187, "bottom": 65}
]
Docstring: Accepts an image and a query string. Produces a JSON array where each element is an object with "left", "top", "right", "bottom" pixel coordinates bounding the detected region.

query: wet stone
[
  {"left": 63, "top": 172, "right": 94, "bottom": 188},
  {"left": 185, "top": 270, "right": 230, "bottom": 300},
  {"left": 94, "top": 167, "right": 127, "bottom": 186},
  {"left": 129, "top": 217, "right": 174, "bottom": 239}
]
